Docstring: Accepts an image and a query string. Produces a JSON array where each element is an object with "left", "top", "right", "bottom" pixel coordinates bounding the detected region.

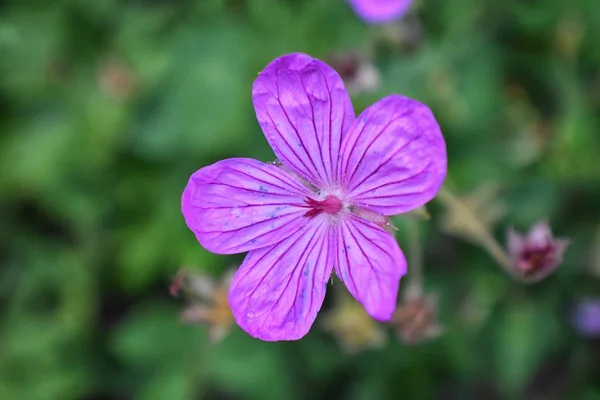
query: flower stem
[
  {"left": 436, "top": 186, "right": 515, "bottom": 276},
  {"left": 406, "top": 214, "right": 424, "bottom": 294}
]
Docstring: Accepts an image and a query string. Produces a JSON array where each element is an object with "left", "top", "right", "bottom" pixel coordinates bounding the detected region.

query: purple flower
[
  {"left": 181, "top": 53, "right": 447, "bottom": 341},
  {"left": 572, "top": 299, "right": 600, "bottom": 338},
  {"left": 348, "top": 0, "right": 413, "bottom": 24},
  {"left": 507, "top": 220, "right": 570, "bottom": 282}
]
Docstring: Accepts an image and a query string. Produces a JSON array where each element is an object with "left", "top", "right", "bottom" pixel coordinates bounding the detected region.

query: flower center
[
  {"left": 303, "top": 195, "right": 343, "bottom": 218},
  {"left": 520, "top": 245, "right": 553, "bottom": 275}
]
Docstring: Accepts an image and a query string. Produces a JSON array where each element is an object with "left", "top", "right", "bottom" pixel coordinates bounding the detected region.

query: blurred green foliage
[{"left": 1, "top": 0, "right": 600, "bottom": 399}]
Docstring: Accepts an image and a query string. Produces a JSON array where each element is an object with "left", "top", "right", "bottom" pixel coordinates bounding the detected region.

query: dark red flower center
[
  {"left": 520, "top": 244, "right": 553, "bottom": 275},
  {"left": 303, "top": 195, "right": 342, "bottom": 218}
]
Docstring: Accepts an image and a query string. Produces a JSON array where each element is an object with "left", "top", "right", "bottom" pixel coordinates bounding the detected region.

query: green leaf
[
  {"left": 109, "top": 302, "right": 205, "bottom": 371},
  {"left": 492, "top": 299, "right": 564, "bottom": 396},
  {"left": 135, "top": 369, "right": 192, "bottom": 400},
  {"left": 211, "top": 331, "right": 297, "bottom": 400},
  {"left": 131, "top": 23, "right": 254, "bottom": 161}
]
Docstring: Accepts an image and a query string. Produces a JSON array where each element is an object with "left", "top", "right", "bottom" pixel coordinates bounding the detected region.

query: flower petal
[
  {"left": 527, "top": 220, "right": 552, "bottom": 248},
  {"left": 348, "top": 0, "right": 413, "bottom": 24},
  {"left": 228, "top": 217, "right": 333, "bottom": 341},
  {"left": 552, "top": 239, "right": 571, "bottom": 257},
  {"left": 506, "top": 228, "right": 526, "bottom": 258},
  {"left": 334, "top": 215, "right": 406, "bottom": 320},
  {"left": 253, "top": 53, "right": 355, "bottom": 190},
  {"left": 573, "top": 299, "right": 600, "bottom": 337},
  {"left": 340, "top": 95, "right": 447, "bottom": 216},
  {"left": 182, "top": 158, "right": 312, "bottom": 254}
]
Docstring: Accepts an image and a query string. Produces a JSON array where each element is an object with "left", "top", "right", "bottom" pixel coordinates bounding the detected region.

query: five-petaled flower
[
  {"left": 507, "top": 220, "right": 570, "bottom": 282},
  {"left": 181, "top": 53, "right": 447, "bottom": 341},
  {"left": 348, "top": 0, "right": 413, "bottom": 24}
]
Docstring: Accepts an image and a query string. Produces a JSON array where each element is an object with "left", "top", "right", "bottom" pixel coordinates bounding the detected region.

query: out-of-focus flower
[
  {"left": 98, "top": 58, "right": 137, "bottom": 100},
  {"left": 322, "top": 290, "right": 387, "bottom": 354},
  {"left": 572, "top": 298, "right": 600, "bottom": 338},
  {"left": 171, "top": 268, "right": 235, "bottom": 343},
  {"left": 181, "top": 52, "right": 447, "bottom": 341},
  {"left": 348, "top": 0, "right": 413, "bottom": 24},
  {"left": 390, "top": 287, "right": 443, "bottom": 345},
  {"left": 507, "top": 221, "right": 570, "bottom": 282},
  {"left": 326, "top": 51, "right": 380, "bottom": 95}
]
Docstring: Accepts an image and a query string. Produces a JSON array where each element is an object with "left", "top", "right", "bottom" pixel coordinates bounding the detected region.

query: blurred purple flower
[
  {"left": 348, "top": 0, "right": 413, "bottom": 24},
  {"left": 181, "top": 53, "right": 447, "bottom": 341},
  {"left": 507, "top": 220, "right": 570, "bottom": 282},
  {"left": 572, "top": 299, "right": 600, "bottom": 338}
]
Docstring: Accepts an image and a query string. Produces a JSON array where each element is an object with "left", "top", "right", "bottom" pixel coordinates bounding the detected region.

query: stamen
[
  {"left": 352, "top": 206, "right": 391, "bottom": 229},
  {"left": 383, "top": 219, "right": 399, "bottom": 234}
]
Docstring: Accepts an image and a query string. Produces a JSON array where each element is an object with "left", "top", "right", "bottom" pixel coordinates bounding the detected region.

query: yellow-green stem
[
  {"left": 406, "top": 215, "right": 424, "bottom": 293},
  {"left": 436, "top": 186, "right": 515, "bottom": 276}
]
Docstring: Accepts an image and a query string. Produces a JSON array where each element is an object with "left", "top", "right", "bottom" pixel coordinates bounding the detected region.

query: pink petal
[
  {"left": 553, "top": 238, "right": 571, "bottom": 256},
  {"left": 228, "top": 217, "right": 333, "bottom": 341},
  {"left": 348, "top": 0, "right": 413, "bottom": 24},
  {"left": 334, "top": 215, "right": 406, "bottom": 320},
  {"left": 253, "top": 53, "right": 355, "bottom": 190},
  {"left": 181, "top": 158, "right": 312, "bottom": 254},
  {"left": 340, "top": 95, "right": 447, "bottom": 216},
  {"left": 528, "top": 220, "right": 552, "bottom": 248},
  {"left": 506, "top": 228, "right": 526, "bottom": 258}
]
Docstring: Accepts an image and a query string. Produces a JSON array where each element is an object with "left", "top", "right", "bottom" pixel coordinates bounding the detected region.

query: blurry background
[{"left": 1, "top": 0, "right": 600, "bottom": 399}]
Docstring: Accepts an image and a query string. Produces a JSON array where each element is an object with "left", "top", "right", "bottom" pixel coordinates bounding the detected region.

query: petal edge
[
  {"left": 334, "top": 215, "right": 406, "bottom": 321},
  {"left": 340, "top": 95, "right": 447, "bottom": 216},
  {"left": 181, "top": 158, "right": 311, "bottom": 254},
  {"left": 253, "top": 53, "right": 355, "bottom": 190}
]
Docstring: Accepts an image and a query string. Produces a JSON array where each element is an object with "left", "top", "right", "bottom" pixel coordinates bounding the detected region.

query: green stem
[
  {"left": 436, "top": 186, "right": 515, "bottom": 277},
  {"left": 406, "top": 214, "right": 424, "bottom": 294}
]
